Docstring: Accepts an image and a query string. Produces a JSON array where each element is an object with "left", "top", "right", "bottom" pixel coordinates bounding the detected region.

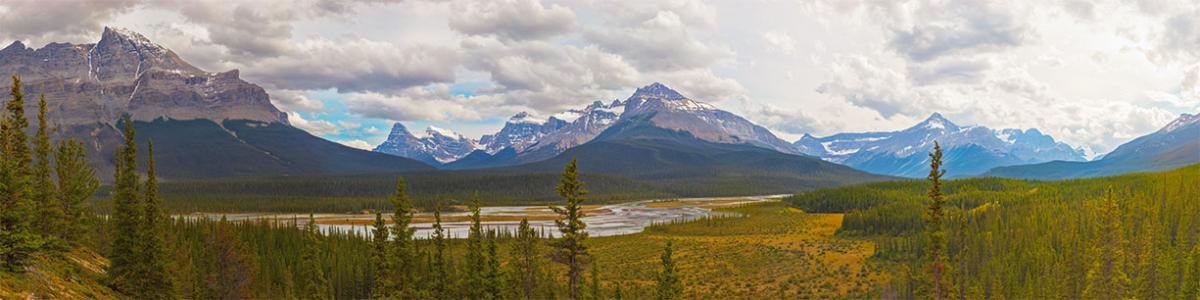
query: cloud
[
  {"left": 269, "top": 89, "right": 327, "bottom": 113},
  {"left": 237, "top": 38, "right": 458, "bottom": 94},
  {"left": 886, "top": 0, "right": 1029, "bottom": 62},
  {"left": 1147, "top": 9, "right": 1200, "bottom": 65},
  {"left": 448, "top": 0, "right": 575, "bottom": 40},
  {"left": 335, "top": 139, "right": 374, "bottom": 150},
  {"left": 583, "top": 1, "right": 733, "bottom": 71},
  {"left": 761, "top": 32, "right": 797, "bottom": 54},
  {"left": 287, "top": 112, "right": 341, "bottom": 135},
  {"left": 342, "top": 85, "right": 484, "bottom": 122},
  {"left": 0, "top": 0, "right": 139, "bottom": 45}
]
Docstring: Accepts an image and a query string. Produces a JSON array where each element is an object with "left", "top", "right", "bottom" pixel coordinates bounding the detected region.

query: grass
[
  {"left": 586, "top": 201, "right": 886, "bottom": 299},
  {"left": 0, "top": 248, "right": 121, "bottom": 300}
]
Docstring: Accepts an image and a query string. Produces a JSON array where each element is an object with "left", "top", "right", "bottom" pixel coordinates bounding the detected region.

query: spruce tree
[
  {"left": 32, "top": 95, "right": 61, "bottom": 241},
  {"left": 54, "top": 139, "right": 97, "bottom": 243},
  {"left": 107, "top": 115, "right": 142, "bottom": 292},
  {"left": 0, "top": 75, "right": 40, "bottom": 272},
  {"left": 431, "top": 205, "right": 448, "bottom": 299},
  {"left": 550, "top": 157, "right": 590, "bottom": 299},
  {"left": 1083, "top": 189, "right": 1130, "bottom": 299},
  {"left": 510, "top": 217, "right": 540, "bottom": 299},
  {"left": 590, "top": 261, "right": 601, "bottom": 300},
  {"left": 370, "top": 212, "right": 390, "bottom": 298},
  {"left": 207, "top": 216, "right": 256, "bottom": 299},
  {"left": 655, "top": 240, "right": 681, "bottom": 300},
  {"left": 299, "top": 214, "right": 331, "bottom": 299},
  {"left": 924, "top": 141, "right": 952, "bottom": 300},
  {"left": 484, "top": 229, "right": 502, "bottom": 299},
  {"left": 390, "top": 177, "right": 416, "bottom": 297},
  {"left": 466, "top": 193, "right": 486, "bottom": 298},
  {"left": 137, "top": 141, "right": 176, "bottom": 299}
]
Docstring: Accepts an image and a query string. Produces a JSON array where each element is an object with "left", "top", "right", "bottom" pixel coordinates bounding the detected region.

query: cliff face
[{"left": 0, "top": 27, "right": 286, "bottom": 127}]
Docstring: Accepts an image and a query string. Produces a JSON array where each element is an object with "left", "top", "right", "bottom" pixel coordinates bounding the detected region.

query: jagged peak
[
  {"left": 426, "top": 125, "right": 466, "bottom": 139},
  {"left": 2, "top": 40, "right": 26, "bottom": 52},
  {"left": 99, "top": 27, "right": 166, "bottom": 52},
  {"left": 631, "top": 82, "right": 687, "bottom": 101},
  {"left": 912, "top": 112, "right": 958, "bottom": 131},
  {"left": 388, "top": 122, "right": 412, "bottom": 137},
  {"left": 1164, "top": 112, "right": 1199, "bottom": 132},
  {"left": 508, "top": 111, "right": 545, "bottom": 124}
]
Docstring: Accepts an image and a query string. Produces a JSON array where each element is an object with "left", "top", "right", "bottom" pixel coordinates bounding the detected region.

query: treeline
[{"left": 788, "top": 143, "right": 1200, "bottom": 299}]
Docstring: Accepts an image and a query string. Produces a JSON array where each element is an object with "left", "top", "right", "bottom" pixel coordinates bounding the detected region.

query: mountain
[
  {"left": 0, "top": 27, "right": 432, "bottom": 179},
  {"left": 512, "top": 100, "right": 627, "bottom": 163},
  {"left": 985, "top": 113, "right": 1200, "bottom": 179},
  {"left": 795, "top": 113, "right": 1086, "bottom": 178},
  {"left": 479, "top": 112, "right": 568, "bottom": 153},
  {"left": 499, "top": 113, "right": 891, "bottom": 195},
  {"left": 373, "top": 123, "right": 481, "bottom": 166}
]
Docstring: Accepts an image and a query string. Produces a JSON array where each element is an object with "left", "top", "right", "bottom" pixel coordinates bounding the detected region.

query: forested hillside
[{"left": 788, "top": 162, "right": 1200, "bottom": 298}]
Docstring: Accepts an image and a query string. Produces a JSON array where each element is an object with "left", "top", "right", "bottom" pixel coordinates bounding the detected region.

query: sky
[{"left": 0, "top": 0, "right": 1196, "bottom": 157}]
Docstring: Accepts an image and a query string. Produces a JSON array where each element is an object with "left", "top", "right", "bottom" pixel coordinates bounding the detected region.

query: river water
[{"left": 179, "top": 195, "right": 786, "bottom": 239}]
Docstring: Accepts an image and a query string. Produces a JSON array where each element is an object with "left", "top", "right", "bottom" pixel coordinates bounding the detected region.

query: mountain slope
[
  {"left": 0, "top": 27, "right": 432, "bottom": 180},
  {"left": 502, "top": 114, "right": 892, "bottom": 195},
  {"left": 985, "top": 113, "right": 1200, "bottom": 180},
  {"left": 796, "top": 113, "right": 1086, "bottom": 178}
]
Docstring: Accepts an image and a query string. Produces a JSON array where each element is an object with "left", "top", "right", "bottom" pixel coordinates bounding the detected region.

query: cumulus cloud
[
  {"left": 0, "top": 0, "right": 139, "bottom": 45},
  {"left": 269, "top": 89, "right": 327, "bottom": 113},
  {"left": 238, "top": 39, "right": 457, "bottom": 94},
  {"left": 886, "top": 0, "right": 1029, "bottom": 62},
  {"left": 448, "top": 0, "right": 575, "bottom": 40},
  {"left": 335, "top": 139, "right": 374, "bottom": 150},
  {"left": 761, "top": 32, "right": 797, "bottom": 54},
  {"left": 287, "top": 112, "right": 342, "bottom": 135},
  {"left": 342, "top": 85, "right": 484, "bottom": 122},
  {"left": 1147, "top": 9, "right": 1200, "bottom": 65},
  {"left": 583, "top": 1, "right": 733, "bottom": 71}
]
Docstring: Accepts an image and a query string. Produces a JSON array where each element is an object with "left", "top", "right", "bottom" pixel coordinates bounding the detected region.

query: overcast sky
[{"left": 1, "top": 0, "right": 1196, "bottom": 156}]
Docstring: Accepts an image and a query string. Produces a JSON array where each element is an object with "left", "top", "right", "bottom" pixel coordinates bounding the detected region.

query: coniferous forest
[{"left": 0, "top": 69, "right": 1197, "bottom": 300}]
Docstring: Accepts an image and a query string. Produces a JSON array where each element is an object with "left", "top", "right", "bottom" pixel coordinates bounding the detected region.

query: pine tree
[
  {"left": 431, "top": 205, "right": 448, "bottom": 299},
  {"left": 0, "top": 75, "right": 41, "bottom": 272},
  {"left": 137, "top": 141, "right": 176, "bottom": 299},
  {"left": 370, "top": 212, "right": 391, "bottom": 298},
  {"left": 32, "top": 95, "right": 61, "bottom": 241},
  {"left": 1083, "top": 189, "right": 1130, "bottom": 299},
  {"left": 206, "top": 216, "right": 257, "bottom": 299},
  {"left": 550, "top": 157, "right": 590, "bottom": 299},
  {"left": 510, "top": 217, "right": 540, "bottom": 299},
  {"left": 466, "top": 193, "right": 486, "bottom": 298},
  {"left": 54, "top": 139, "right": 97, "bottom": 243},
  {"left": 107, "top": 115, "right": 143, "bottom": 292},
  {"left": 390, "top": 177, "right": 416, "bottom": 297},
  {"left": 924, "top": 141, "right": 952, "bottom": 300},
  {"left": 590, "top": 261, "right": 601, "bottom": 300},
  {"left": 484, "top": 229, "right": 503, "bottom": 300},
  {"left": 299, "top": 214, "right": 331, "bottom": 299},
  {"left": 655, "top": 240, "right": 681, "bottom": 300}
]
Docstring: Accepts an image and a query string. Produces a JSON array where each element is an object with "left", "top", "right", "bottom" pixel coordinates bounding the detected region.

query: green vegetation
[{"left": 788, "top": 163, "right": 1200, "bottom": 299}]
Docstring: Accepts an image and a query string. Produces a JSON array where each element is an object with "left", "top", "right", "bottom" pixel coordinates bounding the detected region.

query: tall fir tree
[
  {"left": 54, "top": 139, "right": 97, "bottom": 243},
  {"left": 590, "top": 260, "right": 601, "bottom": 300},
  {"left": 390, "top": 177, "right": 416, "bottom": 298},
  {"left": 510, "top": 217, "right": 540, "bottom": 299},
  {"left": 466, "top": 193, "right": 486, "bottom": 298},
  {"left": 370, "top": 212, "right": 391, "bottom": 298},
  {"left": 206, "top": 216, "right": 257, "bottom": 299},
  {"left": 299, "top": 214, "right": 332, "bottom": 299},
  {"left": 1083, "top": 189, "right": 1130, "bottom": 299},
  {"left": 431, "top": 205, "right": 448, "bottom": 299},
  {"left": 924, "top": 141, "right": 952, "bottom": 300},
  {"left": 0, "top": 75, "right": 40, "bottom": 272},
  {"left": 32, "top": 95, "right": 60, "bottom": 241},
  {"left": 107, "top": 115, "right": 142, "bottom": 292},
  {"left": 484, "top": 229, "right": 502, "bottom": 300},
  {"left": 655, "top": 240, "right": 681, "bottom": 300},
  {"left": 137, "top": 141, "right": 176, "bottom": 299},
  {"left": 550, "top": 157, "right": 590, "bottom": 300}
]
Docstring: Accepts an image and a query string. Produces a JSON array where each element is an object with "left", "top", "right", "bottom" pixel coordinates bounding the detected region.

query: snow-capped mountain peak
[
  {"left": 508, "top": 111, "right": 546, "bottom": 124},
  {"left": 426, "top": 125, "right": 466, "bottom": 139},
  {"left": 630, "top": 82, "right": 687, "bottom": 101},
  {"left": 1164, "top": 113, "right": 1199, "bottom": 133},
  {"left": 912, "top": 112, "right": 958, "bottom": 132}
]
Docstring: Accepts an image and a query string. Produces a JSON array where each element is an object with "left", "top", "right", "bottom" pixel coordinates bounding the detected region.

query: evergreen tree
[
  {"left": 466, "top": 193, "right": 486, "bottom": 298},
  {"left": 550, "top": 157, "right": 590, "bottom": 299},
  {"left": 1083, "top": 190, "right": 1130, "bottom": 299},
  {"left": 510, "top": 217, "right": 540, "bottom": 299},
  {"left": 370, "top": 212, "right": 390, "bottom": 298},
  {"left": 655, "top": 240, "right": 681, "bottom": 300},
  {"left": 32, "top": 95, "right": 60, "bottom": 241},
  {"left": 0, "top": 75, "right": 40, "bottom": 272},
  {"left": 299, "top": 214, "right": 331, "bottom": 299},
  {"left": 484, "top": 229, "right": 502, "bottom": 299},
  {"left": 924, "top": 141, "right": 952, "bottom": 300},
  {"left": 54, "top": 139, "right": 97, "bottom": 243},
  {"left": 206, "top": 217, "right": 257, "bottom": 299},
  {"left": 107, "top": 115, "right": 142, "bottom": 292},
  {"left": 390, "top": 177, "right": 416, "bottom": 297},
  {"left": 590, "top": 261, "right": 601, "bottom": 300},
  {"left": 137, "top": 141, "right": 176, "bottom": 299},
  {"left": 431, "top": 205, "right": 448, "bottom": 299}
]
